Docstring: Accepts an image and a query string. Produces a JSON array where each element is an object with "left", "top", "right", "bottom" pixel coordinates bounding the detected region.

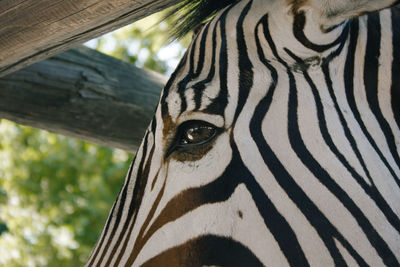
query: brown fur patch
[
  {"left": 161, "top": 111, "right": 177, "bottom": 158},
  {"left": 162, "top": 112, "right": 175, "bottom": 138}
]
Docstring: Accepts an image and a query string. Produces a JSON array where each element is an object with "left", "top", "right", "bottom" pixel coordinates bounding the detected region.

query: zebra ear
[{"left": 292, "top": 0, "right": 399, "bottom": 26}]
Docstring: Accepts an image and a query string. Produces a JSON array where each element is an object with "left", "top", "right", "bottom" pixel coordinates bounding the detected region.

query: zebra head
[{"left": 87, "top": 0, "right": 400, "bottom": 266}]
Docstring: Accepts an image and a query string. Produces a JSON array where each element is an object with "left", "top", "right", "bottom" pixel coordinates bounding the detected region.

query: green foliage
[
  {"left": 91, "top": 10, "right": 190, "bottom": 75},
  {"left": 0, "top": 120, "right": 132, "bottom": 266}
]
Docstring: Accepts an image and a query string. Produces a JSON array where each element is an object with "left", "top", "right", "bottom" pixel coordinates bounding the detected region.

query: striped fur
[{"left": 87, "top": 0, "right": 400, "bottom": 266}]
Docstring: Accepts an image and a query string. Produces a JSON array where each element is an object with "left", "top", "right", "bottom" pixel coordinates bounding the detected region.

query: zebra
[{"left": 86, "top": 0, "right": 400, "bottom": 265}]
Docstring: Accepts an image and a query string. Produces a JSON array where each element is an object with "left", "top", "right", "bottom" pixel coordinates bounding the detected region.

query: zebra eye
[
  {"left": 177, "top": 120, "right": 217, "bottom": 146},
  {"left": 166, "top": 120, "right": 219, "bottom": 158}
]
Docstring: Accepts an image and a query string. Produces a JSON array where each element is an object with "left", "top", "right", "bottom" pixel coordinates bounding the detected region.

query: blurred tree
[
  {"left": 0, "top": 120, "right": 132, "bottom": 266},
  {"left": 0, "top": 10, "right": 187, "bottom": 267}
]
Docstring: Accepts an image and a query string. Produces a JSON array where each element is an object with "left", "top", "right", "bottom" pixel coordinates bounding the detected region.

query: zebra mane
[{"left": 164, "top": 0, "right": 239, "bottom": 39}]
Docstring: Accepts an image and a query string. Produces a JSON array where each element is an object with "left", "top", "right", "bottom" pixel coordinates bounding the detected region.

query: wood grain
[
  {"left": 0, "top": 0, "right": 181, "bottom": 77},
  {"left": 0, "top": 46, "right": 166, "bottom": 152}
]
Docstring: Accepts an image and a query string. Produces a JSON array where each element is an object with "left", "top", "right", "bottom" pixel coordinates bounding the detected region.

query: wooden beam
[
  {"left": 0, "top": 0, "right": 181, "bottom": 77},
  {"left": 0, "top": 46, "right": 166, "bottom": 152}
]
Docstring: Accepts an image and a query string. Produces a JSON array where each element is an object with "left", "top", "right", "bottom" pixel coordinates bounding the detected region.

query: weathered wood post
[{"left": 0, "top": 0, "right": 181, "bottom": 76}]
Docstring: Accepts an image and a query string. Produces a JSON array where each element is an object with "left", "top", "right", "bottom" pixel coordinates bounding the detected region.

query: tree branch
[{"left": 0, "top": 46, "right": 166, "bottom": 153}]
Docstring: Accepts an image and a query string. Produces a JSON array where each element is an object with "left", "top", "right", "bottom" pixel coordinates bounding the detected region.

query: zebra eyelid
[{"left": 176, "top": 112, "right": 225, "bottom": 128}]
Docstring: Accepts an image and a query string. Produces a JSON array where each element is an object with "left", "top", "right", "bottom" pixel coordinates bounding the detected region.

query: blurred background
[{"left": 0, "top": 10, "right": 188, "bottom": 267}]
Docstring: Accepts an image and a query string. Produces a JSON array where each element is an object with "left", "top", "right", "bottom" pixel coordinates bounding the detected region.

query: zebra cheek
[{"left": 165, "top": 133, "right": 233, "bottom": 189}]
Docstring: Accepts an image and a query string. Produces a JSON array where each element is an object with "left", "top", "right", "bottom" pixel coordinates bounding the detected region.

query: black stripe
[
  {"left": 233, "top": 138, "right": 313, "bottom": 267},
  {"left": 193, "top": 23, "right": 208, "bottom": 77},
  {"left": 293, "top": 11, "right": 348, "bottom": 53},
  {"left": 138, "top": 136, "right": 311, "bottom": 267},
  {"left": 286, "top": 45, "right": 400, "bottom": 235},
  {"left": 287, "top": 31, "right": 399, "bottom": 267},
  {"left": 323, "top": 64, "right": 400, "bottom": 234},
  {"left": 193, "top": 22, "right": 212, "bottom": 110},
  {"left": 142, "top": 235, "right": 264, "bottom": 267},
  {"left": 177, "top": 46, "right": 196, "bottom": 113},
  {"left": 344, "top": 18, "right": 400, "bottom": 188},
  {"left": 323, "top": 22, "right": 350, "bottom": 63},
  {"left": 191, "top": 7, "right": 232, "bottom": 113},
  {"left": 89, "top": 155, "right": 136, "bottom": 266},
  {"left": 257, "top": 15, "right": 367, "bottom": 266},
  {"left": 391, "top": 7, "right": 400, "bottom": 130},
  {"left": 190, "top": 4, "right": 239, "bottom": 113},
  {"left": 109, "top": 133, "right": 153, "bottom": 266},
  {"left": 86, "top": 177, "right": 122, "bottom": 265},
  {"left": 203, "top": 2, "right": 235, "bottom": 115},
  {"left": 364, "top": 12, "right": 400, "bottom": 171},
  {"left": 162, "top": 52, "right": 189, "bottom": 100},
  {"left": 191, "top": 20, "right": 218, "bottom": 110},
  {"left": 245, "top": 19, "right": 312, "bottom": 266},
  {"left": 158, "top": 51, "right": 190, "bottom": 128},
  {"left": 150, "top": 117, "right": 157, "bottom": 133},
  {"left": 124, "top": 169, "right": 168, "bottom": 265},
  {"left": 233, "top": 0, "right": 253, "bottom": 122},
  {"left": 176, "top": 28, "right": 203, "bottom": 113},
  {"left": 323, "top": 21, "right": 347, "bottom": 33}
]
